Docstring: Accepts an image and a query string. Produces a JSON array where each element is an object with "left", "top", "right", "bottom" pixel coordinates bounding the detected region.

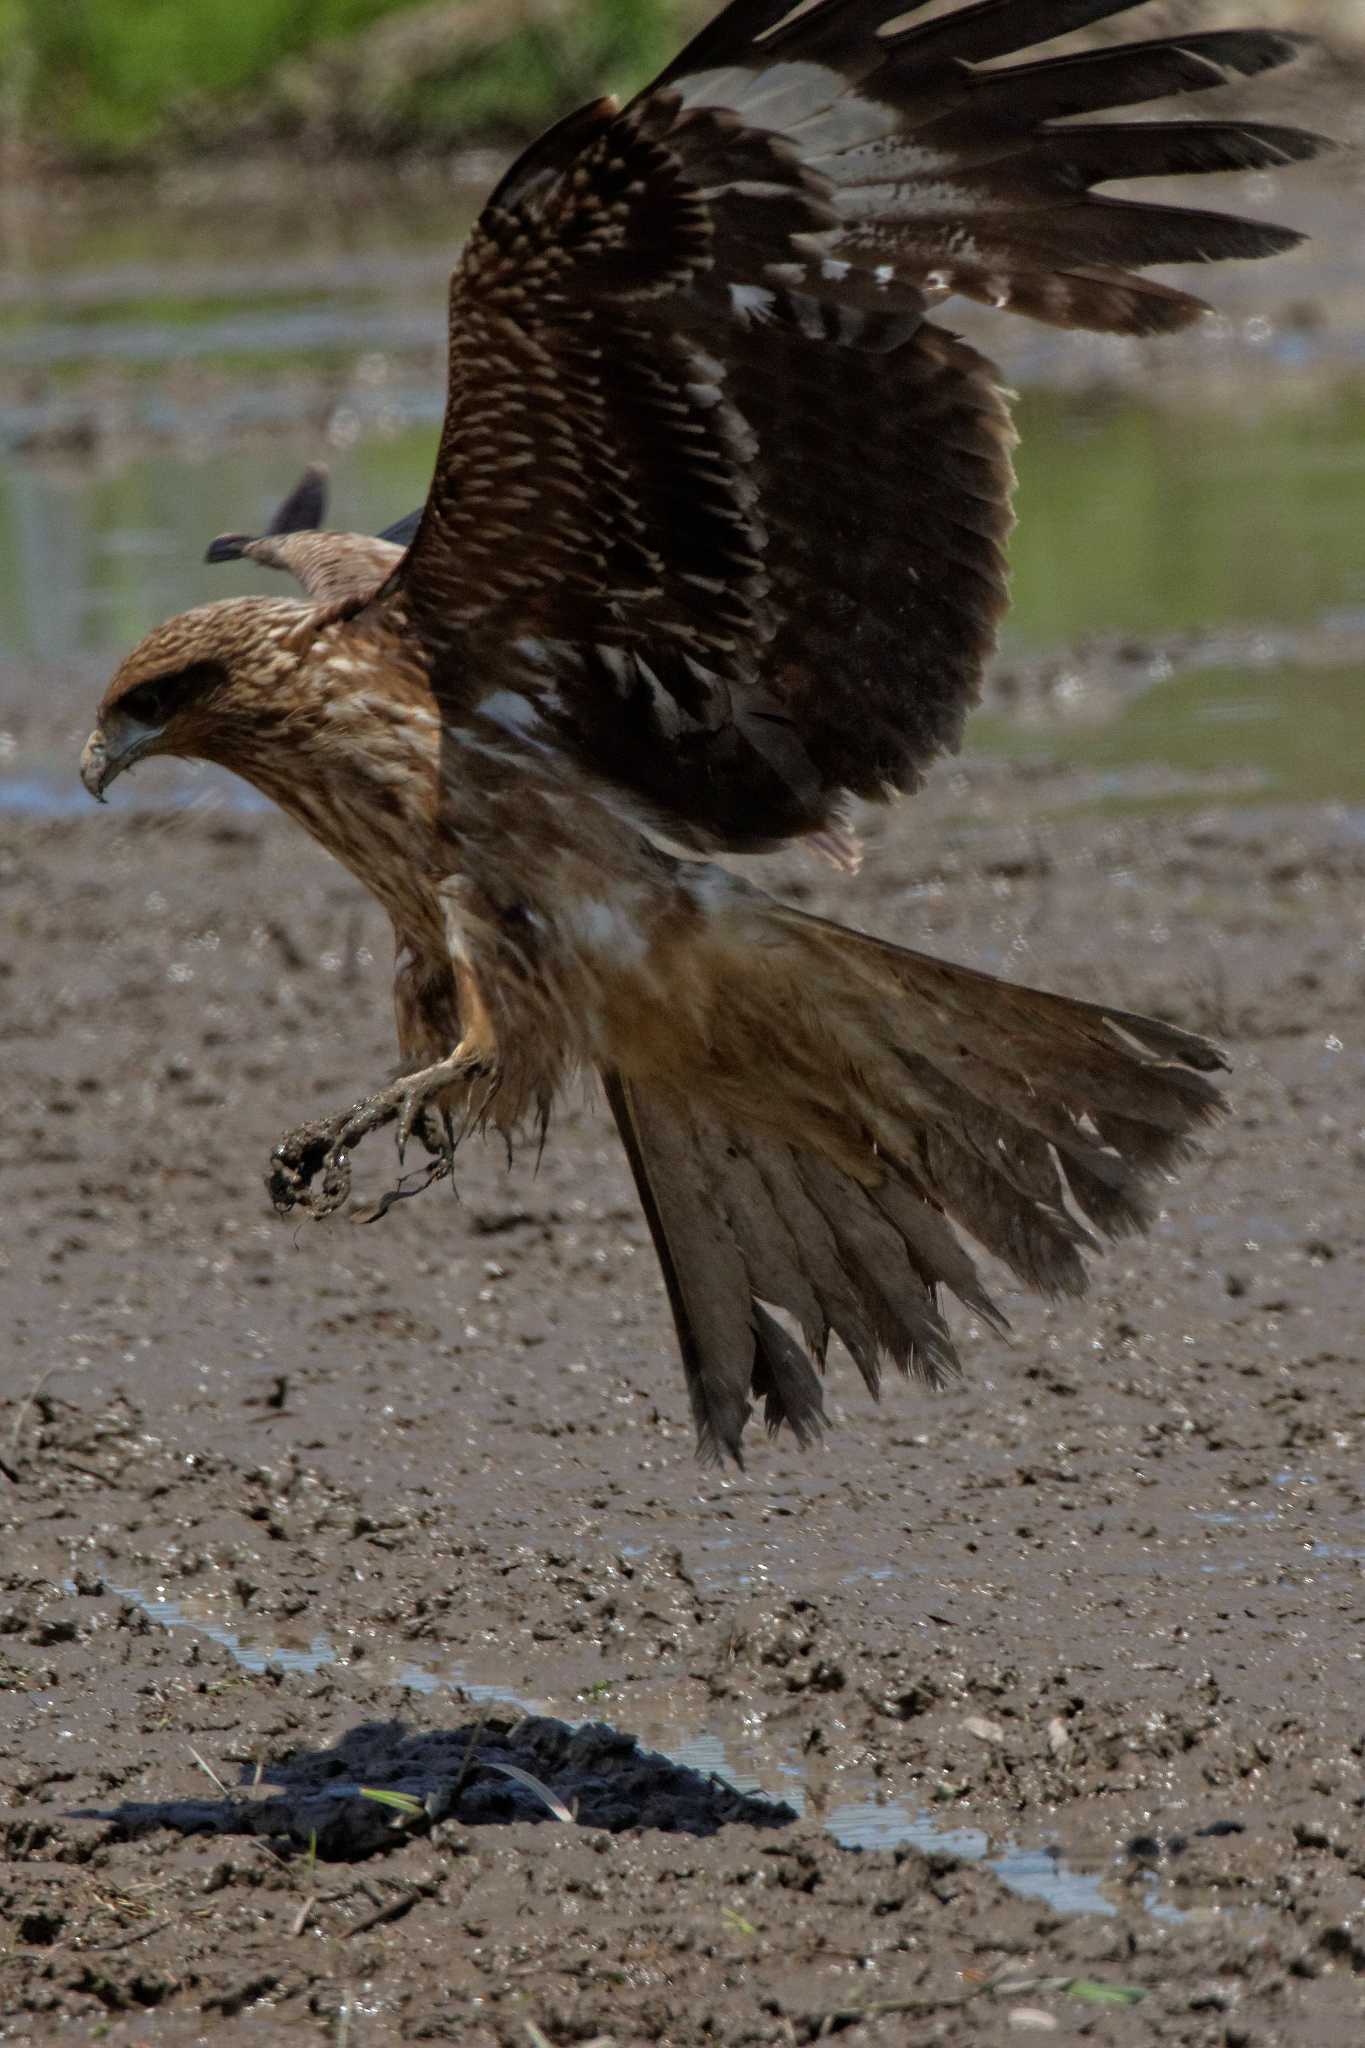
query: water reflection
[
  {"left": 8, "top": 393, "right": 1365, "bottom": 675},
  {"left": 974, "top": 659, "right": 1365, "bottom": 808}
]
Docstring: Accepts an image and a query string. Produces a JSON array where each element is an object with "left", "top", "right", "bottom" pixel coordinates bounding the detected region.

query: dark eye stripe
[
  {"left": 121, "top": 680, "right": 173, "bottom": 726},
  {"left": 119, "top": 660, "right": 226, "bottom": 728}
]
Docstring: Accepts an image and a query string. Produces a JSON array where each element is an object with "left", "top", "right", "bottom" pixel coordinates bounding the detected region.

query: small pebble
[{"left": 963, "top": 1714, "right": 1006, "bottom": 1745}]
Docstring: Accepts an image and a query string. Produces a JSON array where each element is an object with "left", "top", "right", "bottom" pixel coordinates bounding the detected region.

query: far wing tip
[
  {"left": 269, "top": 464, "right": 329, "bottom": 536},
  {"left": 205, "top": 533, "right": 250, "bottom": 565}
]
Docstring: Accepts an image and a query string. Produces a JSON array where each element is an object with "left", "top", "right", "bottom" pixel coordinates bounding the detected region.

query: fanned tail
[{"left": 605, "top": 908, "right": 1226, "bottom": 1463}]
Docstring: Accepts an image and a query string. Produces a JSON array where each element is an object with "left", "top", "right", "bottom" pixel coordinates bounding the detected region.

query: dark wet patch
[{"left": 72, "top": 1714, "right": 796, "bottom": 1858}]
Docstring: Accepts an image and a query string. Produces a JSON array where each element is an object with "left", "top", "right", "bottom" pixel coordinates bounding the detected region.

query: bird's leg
[{"left": 267, "top": 1043, "right": 491, "bottom": 1220}]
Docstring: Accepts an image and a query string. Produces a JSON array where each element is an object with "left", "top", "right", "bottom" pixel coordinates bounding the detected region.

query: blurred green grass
[
  {"left": 1, "top": 0, "right": 1358, "bottom": 168},
  {"left": 0, "top": 0, "right": 688, "bottom": 165},
  {"left": 6, "top": 0, "right": 402, "bottom": 157}
]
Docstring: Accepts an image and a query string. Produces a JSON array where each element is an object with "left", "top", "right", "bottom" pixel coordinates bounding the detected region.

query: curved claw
[{"left": 396, "top": 1086, "right": 436, "bottom": 1162}]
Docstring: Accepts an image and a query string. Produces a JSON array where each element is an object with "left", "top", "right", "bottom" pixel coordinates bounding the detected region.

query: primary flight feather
[{"left": 81, "top": 0, "right": 1325, "bottom": 1461}]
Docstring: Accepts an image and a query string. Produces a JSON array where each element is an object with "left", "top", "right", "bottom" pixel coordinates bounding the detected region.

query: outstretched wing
[{"left": 390, "top": 0, "right": 1325, "bottom": 850}]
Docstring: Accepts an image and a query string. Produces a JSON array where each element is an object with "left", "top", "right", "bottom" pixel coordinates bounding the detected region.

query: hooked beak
[{"left": 80, "top": 716, "right": 164, "bottom": 803}]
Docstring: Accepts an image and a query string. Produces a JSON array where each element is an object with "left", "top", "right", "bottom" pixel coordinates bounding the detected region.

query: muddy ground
[{"left": 0, "top": 662, "right": 1362, "bottom": 2045}]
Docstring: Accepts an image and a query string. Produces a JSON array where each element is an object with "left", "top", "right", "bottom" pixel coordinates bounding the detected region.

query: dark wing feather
[
  {"left": 377, "top": 508, "right": 424, "bottom": 547},
  {"left": 390, "top": 0, "right": 1325, "bottom": 849},
  {"left": 267, "top": 464, "right": 329, "bottom": 536},
  {"left": 206, "top": 465, "right": 422, "bottom": 603}
]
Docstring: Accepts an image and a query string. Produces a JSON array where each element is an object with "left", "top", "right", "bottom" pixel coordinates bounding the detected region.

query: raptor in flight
[{"left": 82, "top": 0, "right": 1323, "bottom": 1459}]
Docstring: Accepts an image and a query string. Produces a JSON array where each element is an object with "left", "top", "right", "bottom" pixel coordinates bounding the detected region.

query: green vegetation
[
  {"left": 4, "top": 0, "right": 1361, "bottom": 168},
  {"left": 7, "top": 0, "right": 403, "bottom": 158},
  {"left": 357, "top": 0, "right": 685, "bottom": 144},
  {"left": 1, "top": 0, "right": 689, "bottom": 165}
]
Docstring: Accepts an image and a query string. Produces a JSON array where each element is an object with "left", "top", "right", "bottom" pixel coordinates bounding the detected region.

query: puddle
[
  {"left": 92, "top": 1572, "right": 1185, "bottom": 1925},
  {"left": 1194, "top": 1511, "right": 1281, "bottom": 1529},
  {"left": 1190, "top": 1483, "right": 1365, "bottom": 1563},
  {"left": 84, "top": 1574, "right": 542, "bottom": 1711},
  {"left": 822, "top": 1805, "right": 1146, "bottom": 1923}
]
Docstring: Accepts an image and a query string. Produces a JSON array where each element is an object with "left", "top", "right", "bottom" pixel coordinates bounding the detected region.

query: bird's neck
[
  {"left": 210, "top": 627, "right": 674, "bottom": 963},
  {"left": 217, "top": 642, "right": 448, "bottom": 936}
]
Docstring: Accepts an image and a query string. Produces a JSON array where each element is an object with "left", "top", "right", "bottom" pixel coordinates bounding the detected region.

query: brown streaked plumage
[{"left": 82, "top": 0, "right": 1325, "bottom": 1462}]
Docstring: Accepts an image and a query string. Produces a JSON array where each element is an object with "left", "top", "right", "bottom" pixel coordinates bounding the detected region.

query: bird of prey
[{"left": 81, "top": 0, "right": 1324, "bottom": 1462}]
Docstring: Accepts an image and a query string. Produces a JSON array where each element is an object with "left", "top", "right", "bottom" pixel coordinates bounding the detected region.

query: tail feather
[
  {"left": 883, "top": 0, "right": 1170, "bottom": 68},
  {"left": 915, "top": 1126, "right": 1096, "bottom": 1298},
  {"left": 794, "top": 1150, "right": 966, "bottom": 1384},
  {"left": 604, "top": 1071, "right": 761, "bottom": 1462},
  {"left": 606, "top": 903, "right": 1227, "bottom": 1461},
  {"left": 752, "top": 1304, "right": 827, "bottom": 1448}
]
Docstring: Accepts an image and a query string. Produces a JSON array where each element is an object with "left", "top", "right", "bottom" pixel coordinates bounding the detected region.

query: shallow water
[
  {"left": 976, "top": 654, "right": 1365, "bottom": 808},
  {"left": 7, "top": 390, "right": 1365, "bottom": 665},
  {"left": 6, "top": 386, "right": 1365, "bottom": 819}
]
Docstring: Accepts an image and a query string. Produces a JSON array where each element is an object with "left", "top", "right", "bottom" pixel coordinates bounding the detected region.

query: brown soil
[{"left": 1, "top": 692, "right": 1362, "bottom": 2043}]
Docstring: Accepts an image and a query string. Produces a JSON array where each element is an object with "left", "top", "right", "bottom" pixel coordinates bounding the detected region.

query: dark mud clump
[{"left": 84, "top": 1712, "right": 796, "bottom": 1859}]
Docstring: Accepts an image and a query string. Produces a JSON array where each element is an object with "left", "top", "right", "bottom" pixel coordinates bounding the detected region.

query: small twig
[
  {"left": 187, "top": 1747, "right": 233, "bottom": 1797},
  {"left": 344, "top": 1880, "right": 437, "bottom": 1940},
  {"left": 352, "top": 1152, "right": 452, "bottom": 1225},
  {"left": 813, "top": 1994, "right": 975, "bottom": 2031},
  {"left": 50, "top": 1458, "right": 110, "bottom": 1485},
  {"left": 8, "top": 1365, "right": 57, "bottom": 1462},
  {"left": 290, "top": 1894, "right": 315, "bottom": 1938},
  {"left": 442, "top": 1704, "right": 490, "bottom": 1818},
  {"left": 248, "top": 1835, "right": 294, "bottom": 1874},
  {"left": 805, "top": 1973, "right": 1145, "bottom": 2031},
  {"left": 93, "top": 1917, "right": 174, "bottom": 1954}
]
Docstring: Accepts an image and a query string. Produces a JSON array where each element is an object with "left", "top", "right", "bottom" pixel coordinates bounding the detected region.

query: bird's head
[{"left": 80, "top": 596, "right": 306, "bottom": 801}]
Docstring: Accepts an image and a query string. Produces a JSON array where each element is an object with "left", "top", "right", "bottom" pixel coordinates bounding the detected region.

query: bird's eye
[
  {"left": 120, "top": 679, "right": 174, "bottom": 727},
  {"left": 118, "top": 661, "right": 226, "bottom": 730}
]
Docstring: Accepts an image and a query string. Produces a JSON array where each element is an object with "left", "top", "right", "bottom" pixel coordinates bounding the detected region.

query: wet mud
[{"left": 1, "top": 721, "right": 1362, "bottom": 2041}]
